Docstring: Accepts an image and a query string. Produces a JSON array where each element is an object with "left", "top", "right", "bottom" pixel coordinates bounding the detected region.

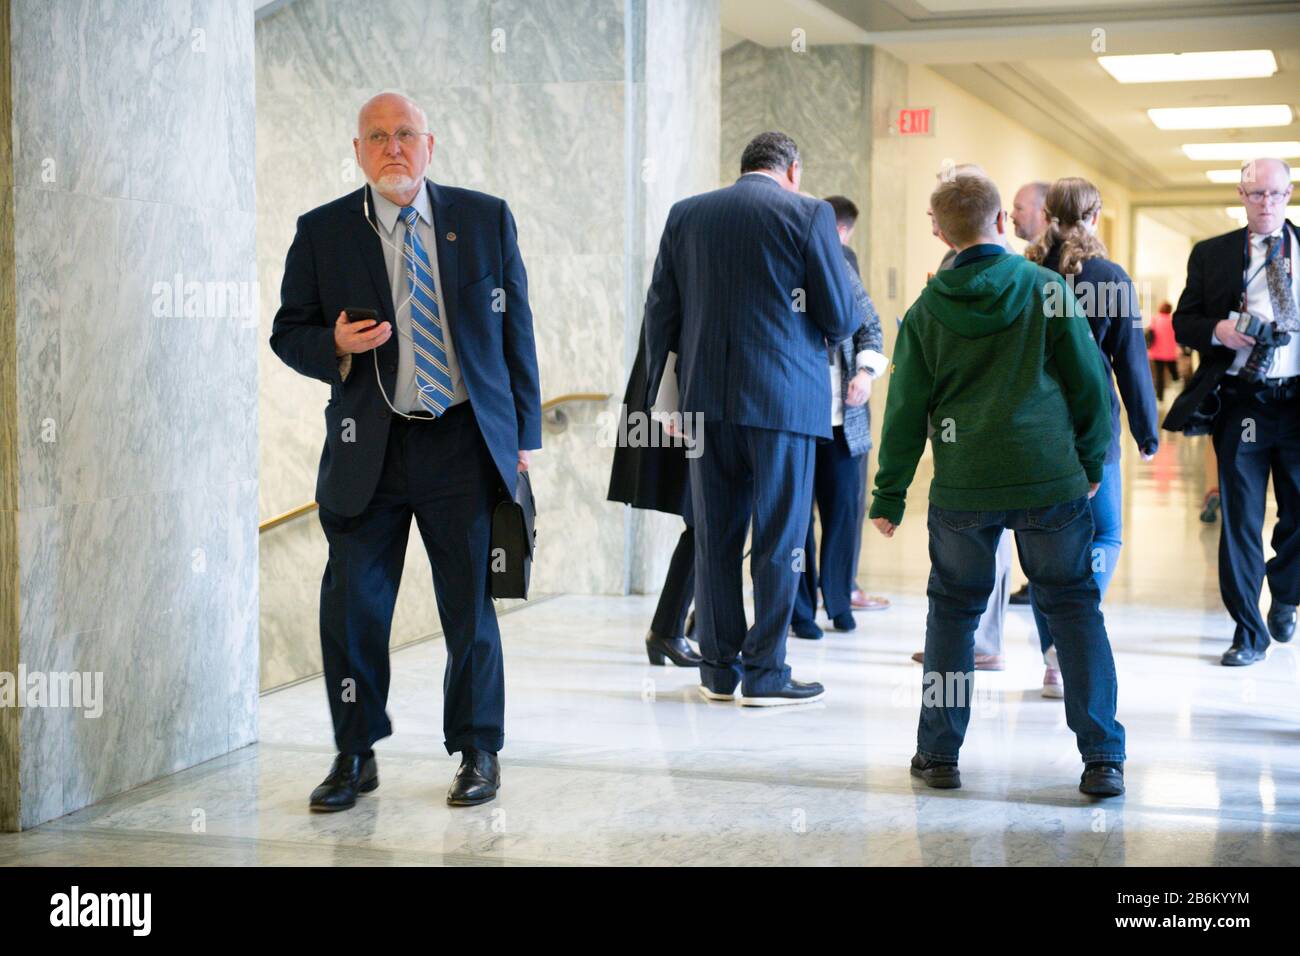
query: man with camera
[{"left": 1170, "top": 157, "right": 1298, "bottom": 666}]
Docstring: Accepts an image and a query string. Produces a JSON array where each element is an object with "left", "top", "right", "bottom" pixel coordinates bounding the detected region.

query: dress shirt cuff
[
  {"left": 857, "top": 349, "right": 889, "bottom": 377},
  {"left": 1210, "top": 331, "right": 1221, "bottom": 348}
]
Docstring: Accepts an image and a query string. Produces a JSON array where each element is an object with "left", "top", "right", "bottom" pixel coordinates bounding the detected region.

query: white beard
[{"left": 373, "top": 172, "right": 420, "bottom": 196}]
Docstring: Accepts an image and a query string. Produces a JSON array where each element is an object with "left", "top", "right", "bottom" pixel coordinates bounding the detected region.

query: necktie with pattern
[
  {"left": 1265, "top": 234, "right": 1300, "bottom": 334},
  {"left": 401, "top": 205, "right": 455, "bottom": 415}
]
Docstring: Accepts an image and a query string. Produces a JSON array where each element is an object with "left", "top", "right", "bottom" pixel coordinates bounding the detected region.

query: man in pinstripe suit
[{"left": 643, "top": 132, "right": 858, "bottom": 706}]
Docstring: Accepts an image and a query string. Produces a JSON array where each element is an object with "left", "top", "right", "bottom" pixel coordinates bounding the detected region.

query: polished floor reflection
[{"left": 2, "top": 428, "right": 1297, "bottom": 866}]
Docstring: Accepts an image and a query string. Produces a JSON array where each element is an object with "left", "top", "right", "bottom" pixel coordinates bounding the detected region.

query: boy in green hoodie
[{"left": 868, "top": 174, "right": 1125, "bottom": 797}]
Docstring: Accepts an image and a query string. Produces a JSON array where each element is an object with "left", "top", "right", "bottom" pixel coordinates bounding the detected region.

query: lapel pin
[{"left": 446, "top": 232, "right": 457, "bottom": 242}]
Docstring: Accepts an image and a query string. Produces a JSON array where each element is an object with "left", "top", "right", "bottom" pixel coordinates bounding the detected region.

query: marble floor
[{"left": 2, "top": 428, "right": 1298, "bottom": 866}]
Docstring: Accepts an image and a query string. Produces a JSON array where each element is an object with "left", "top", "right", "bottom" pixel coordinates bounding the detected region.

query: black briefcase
[{"left": 490, "top": 471, "right": 536, "bottom": 599}]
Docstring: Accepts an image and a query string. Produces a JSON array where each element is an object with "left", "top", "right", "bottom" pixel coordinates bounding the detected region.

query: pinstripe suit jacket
[{"left": 643, "top": 173, "right": 859, "bottom": 440}]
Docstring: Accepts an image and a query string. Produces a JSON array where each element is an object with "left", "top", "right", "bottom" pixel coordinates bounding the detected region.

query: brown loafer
[
  {"left": 910, "top": 652, "right": 1004, "bottom": 671},
  {"left": 850, "top": 589, "right": 891, "bottom": 610}
]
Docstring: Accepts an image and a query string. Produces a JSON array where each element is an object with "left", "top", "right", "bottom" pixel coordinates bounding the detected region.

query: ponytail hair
[{"left": 1025, "top": 177, "right": 1108, "bottom": 275}]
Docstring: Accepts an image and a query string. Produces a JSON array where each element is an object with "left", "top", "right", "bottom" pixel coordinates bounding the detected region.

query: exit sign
[{"left": 897, "top": 108, "right": 934, "bottom": 136}]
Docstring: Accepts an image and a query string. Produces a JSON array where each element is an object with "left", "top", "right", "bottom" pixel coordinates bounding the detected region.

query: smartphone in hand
[{"left": 344, "top": 307, "right": 380, "bottom": 329}]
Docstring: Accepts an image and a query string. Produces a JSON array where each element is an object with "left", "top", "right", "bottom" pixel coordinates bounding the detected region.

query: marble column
[{"left": 0, "top": 0, "right": 259, "bottom": 830}]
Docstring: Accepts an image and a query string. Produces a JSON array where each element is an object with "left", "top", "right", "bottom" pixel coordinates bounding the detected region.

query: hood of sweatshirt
[{"left": 921, "top": 253, "right": 1041, "bottom": 339}]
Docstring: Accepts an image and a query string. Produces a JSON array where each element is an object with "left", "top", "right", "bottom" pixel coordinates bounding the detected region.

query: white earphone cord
[{"left": 360, "top": 185, "right": 446, "bottom": 421}]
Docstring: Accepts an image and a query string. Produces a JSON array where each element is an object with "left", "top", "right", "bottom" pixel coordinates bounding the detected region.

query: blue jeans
[
  {"left": 1030, "top": 459, "right": 1122, "bottom": 653},
  {"left": 918, "top": 495, "right": 1125, "bottom": 765}
]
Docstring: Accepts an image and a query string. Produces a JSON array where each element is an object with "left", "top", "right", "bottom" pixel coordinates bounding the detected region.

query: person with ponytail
[{"left": 1023, "top": 177, "right": 1159, "bottom": 698}]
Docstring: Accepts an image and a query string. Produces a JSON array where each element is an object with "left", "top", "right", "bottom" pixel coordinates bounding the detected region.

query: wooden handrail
[
  {"left": 542, "top": 392, "right": 609, "bottom": 412},
  {"left": 258, "top": 392, "right": 611, "bottom": 533},
  {"left": 259, "top": 502, "right": 319, "bottom": 533}
]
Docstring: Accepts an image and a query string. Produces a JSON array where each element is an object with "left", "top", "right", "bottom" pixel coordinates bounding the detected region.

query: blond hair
[
  {"left": 1026, "top": 177, "right": 1108, "bottom": 275},
  {"left": 929, "top": 175, "right": 1001, "bottom": 248}
]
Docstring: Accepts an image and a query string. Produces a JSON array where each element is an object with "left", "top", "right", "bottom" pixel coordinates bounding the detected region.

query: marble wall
[
  {"left": 720, "top": 40, "right": 909, "bottom": 463},
  {"left": 721, "top": 42, "right": 873, "bottom": 270},
  {"left": 0, "top": 0, "right": 259, "bottom": 830},
  {"left": 256, "top": 0, "right": 720, "bottom": 689}
]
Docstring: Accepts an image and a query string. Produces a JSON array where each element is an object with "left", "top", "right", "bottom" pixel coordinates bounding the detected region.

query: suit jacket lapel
[{"left": 427, "top": 180, "right": 460, "bottom": 333}]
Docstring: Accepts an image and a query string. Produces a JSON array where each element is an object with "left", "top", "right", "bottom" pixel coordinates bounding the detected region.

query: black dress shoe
[
  {"left": 790, "top": 618, "right": 824, "bottom": 640},
  {"left": 1009, "top": 584, "right": 1031, "bottom": 606},
  {"left": 645, "top": 629, "right": 702, "bottom": 667},
  {"left": 1221, "top": 644, "right": 1266, "bottom": 666},
  {"left": 1268, "top": 602, "right": 1296, "bottom": 643},
  {"left": 910, "top": 753, "right": 961, "bottom": 789},
  {"left": 447, "top": 749, "right": 500, "bottom": 806},
  {"left": 309, "top": 752, "right": 378, "bottom": 812},
  {"left": 738, "top": 678, "right": 824, "bottom": 707},
  {"left": 1079, "top": 762, "right": 1125, "bottom": 797}
]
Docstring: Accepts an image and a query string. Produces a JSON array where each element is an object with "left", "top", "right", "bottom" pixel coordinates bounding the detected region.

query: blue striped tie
[{"left": 400, "top": 205, "right": 455, "bottom": 416}]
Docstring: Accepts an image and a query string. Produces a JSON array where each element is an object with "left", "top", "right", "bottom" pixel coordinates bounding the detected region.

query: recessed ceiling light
[
  {"left": 1182, "top": 141, "right": 1300, "bottom": 160},
  {"left": 1149, "top": 105, "right": 1293, "bottom": 130},
  {"left": 1098, "top": 50, "right": 1277, "bottom": 84},
  {"left": 1206, "top": 167, "right": 1300, "bottom": 184}
]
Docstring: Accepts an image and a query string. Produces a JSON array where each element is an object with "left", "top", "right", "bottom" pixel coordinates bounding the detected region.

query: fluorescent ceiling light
[
  {"left": 1182, "top": 141, "right": 1300, "bottom": 160},
  {"left": 1149, "top": 105, "right": 1293, "bottom": 130},
  {"left": 1098, "top": 50, "right": 1277, "bottom": 84},
  {"left": 1207, "top": 167, "right": 1300, "bottom": 184}
]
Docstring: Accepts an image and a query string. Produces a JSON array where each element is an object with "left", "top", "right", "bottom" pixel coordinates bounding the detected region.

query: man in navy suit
[
  {"left": 643, "top": 131, "right": 858, "bottom": 705},
  {"left": 271, "top": 92, "right": 541, "bottom": 809}
]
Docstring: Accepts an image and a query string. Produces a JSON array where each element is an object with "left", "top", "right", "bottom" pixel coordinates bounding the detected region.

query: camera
[{"left": 1232, "top": 311, "right": 1292, "bottom": 383}]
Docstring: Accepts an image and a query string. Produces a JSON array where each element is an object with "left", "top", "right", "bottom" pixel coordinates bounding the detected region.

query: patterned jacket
[{"left": 835, "top": 249, "right": 885, "bottom": 457}]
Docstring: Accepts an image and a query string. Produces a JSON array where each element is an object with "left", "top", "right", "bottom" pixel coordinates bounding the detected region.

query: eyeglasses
[
  {"left": 1241, "top": 188, "right": 1291, "bottom": 205},
  {"left": 363, "top": 128, "right": 427, "bottom": 149}
]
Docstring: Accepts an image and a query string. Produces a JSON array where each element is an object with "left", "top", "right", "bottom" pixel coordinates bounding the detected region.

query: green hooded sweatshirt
[{"left": 868, "top": 251, "right": 1111, "bottom": 526}]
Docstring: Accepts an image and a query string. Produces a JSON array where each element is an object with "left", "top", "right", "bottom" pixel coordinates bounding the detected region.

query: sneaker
[
  {"left": 1042, "top": 645, "right": 1064, "bottom": 698},
  {"left": 910, "top": 753, "right": 961, "bottom": 789},
  {"left": 1079, "top": 762, "right": 1125, "bottom": 797},
  {"left": 698, "top": 685, "right": 735, "bottom": 702},
  {"left": 738, "top": 678, "right": 824, "bottom": 707}
]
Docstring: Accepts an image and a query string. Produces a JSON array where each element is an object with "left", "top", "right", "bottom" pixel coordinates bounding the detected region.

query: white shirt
[
  {"left": 1223, "top": 227, "right": 1300, "bottom": 379},
  {"left": 341, "top": 182, "right": 469, "bottom": 412},
  {"left": 829, "top": 348, "right": 888, "bottom": 427}
]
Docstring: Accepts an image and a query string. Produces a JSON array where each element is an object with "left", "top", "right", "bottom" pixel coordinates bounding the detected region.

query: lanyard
[{"left": 1241, "top": 228, "right": 1290, "bottom": 312}]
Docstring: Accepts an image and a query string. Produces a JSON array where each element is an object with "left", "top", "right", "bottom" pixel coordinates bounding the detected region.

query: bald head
[
  {"left": 1238, "top": 157, "right": 1293, "bottom": 236},
  {"left": 357, "top": 91, "right": 427, "bottom": 137},
  {"left": 353, "top": 91, "right": 434, "bottom": 205},
  {"left": 1012, "top": 182, "right": 1049, "bottom": 242},
  {"left": 937, "top": 161, "right": 986, "bottom": 184}
]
